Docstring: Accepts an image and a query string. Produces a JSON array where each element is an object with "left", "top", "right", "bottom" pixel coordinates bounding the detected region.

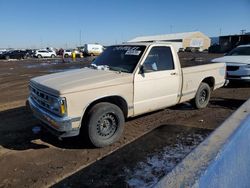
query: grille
[
  {"left": 227, "top": 65, "right": 239, "bottom": 71},
  {"left": 30, "top": 85, "right": 59, "bottom": 114}
]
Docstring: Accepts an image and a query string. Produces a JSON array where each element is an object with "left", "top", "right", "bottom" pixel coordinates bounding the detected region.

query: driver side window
[{"left": 143, "top": 46, "right": 174, "bottom": 73}]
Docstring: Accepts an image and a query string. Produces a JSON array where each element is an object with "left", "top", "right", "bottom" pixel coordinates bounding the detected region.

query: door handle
[{"left": 170, "top": 72, "right": 177, "bottom": 75}]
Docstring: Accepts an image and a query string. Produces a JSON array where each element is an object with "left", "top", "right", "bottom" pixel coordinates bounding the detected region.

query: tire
[
  {"left": 90, "top": 53, "right": 94, "bottom": 56},
  {"left": 5, "top": 56, "right": 9, "bottom": 60},
  {"left": 86, "top": 102, "right": 125, "bottom": 147},
  {"left": 64, "top": 54, "right": 69, "bottom": 58},
  {"left": 192, "top": 82, "right": 211, "bottom": 109},
  {"left": 51, "top": 54, "right": 56, "bottom": 58},
  {"left": 37, "top": 54, "right": 42, "bottom": 59}
]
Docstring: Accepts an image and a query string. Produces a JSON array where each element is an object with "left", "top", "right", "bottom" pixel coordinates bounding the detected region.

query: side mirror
[{"left": 139, "top": 65, "right": 145, "bottom": 75}]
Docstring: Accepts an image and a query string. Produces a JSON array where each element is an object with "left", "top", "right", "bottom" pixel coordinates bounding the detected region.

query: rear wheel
[
  {"left": 64, "top": 54, "right": 69, "bottom": 58},
  {"left": 86, "top": 102, "right": 125, "bottom": 147},
  {"left": 37, "top": 54, "right": 42, "bottom": 58},
  {"left": 51, "top": 54, "right": 56, "bottom": 58},
  {"left": 192, "top": 82, "right": 211, "bottom": 109}
]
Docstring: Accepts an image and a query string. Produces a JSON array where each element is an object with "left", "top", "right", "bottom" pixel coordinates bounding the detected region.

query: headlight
[{"left": 49, "top": 97, "right": 67, "bottom": 116}]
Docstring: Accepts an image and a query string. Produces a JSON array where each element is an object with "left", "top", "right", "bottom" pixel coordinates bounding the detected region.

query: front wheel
[
  {"left": 86, "top": 102, "right": 125, "bottom": 147},
  {"left": 51, "top": 54, "right": 56, "bottom": 58},
  {"left": 192, "top": 82, "right": 211, "bottom": 109}
]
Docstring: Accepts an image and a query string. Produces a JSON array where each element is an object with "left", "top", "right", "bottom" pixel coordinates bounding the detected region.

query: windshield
[
  {"left": 91, "top": 45, "right": 146, "bottom": 73},
  {"left": 226, "top": 46, "right": 250, "bottom": 56}
]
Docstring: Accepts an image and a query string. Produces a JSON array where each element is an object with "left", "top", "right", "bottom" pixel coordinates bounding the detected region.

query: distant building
[
  {"left": 128, "top": 31, "right": 211, "bottom": 51},
  {"left": 219, "top": 33, "right": 250, "bottom": 53}
]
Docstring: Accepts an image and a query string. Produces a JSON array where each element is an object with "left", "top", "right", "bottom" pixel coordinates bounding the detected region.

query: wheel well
[
  {"left": 82, "top": 96, "right": 128, "bottom": 122},
  {"left": 202, "top": 77, "right": 215, "bottom": 89}
]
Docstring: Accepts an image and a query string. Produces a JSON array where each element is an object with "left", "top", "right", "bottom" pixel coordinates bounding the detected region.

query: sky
[{"left": 0, "top": 0, "right": 249, "bottom": 49}]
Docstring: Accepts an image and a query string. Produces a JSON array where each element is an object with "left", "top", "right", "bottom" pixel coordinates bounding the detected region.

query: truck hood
[
  {"left": 212, "top": 56, "right": 250, "bottom": 64},
  {"left": 30, "top": 68, "right": 133, "bottom": 95}
]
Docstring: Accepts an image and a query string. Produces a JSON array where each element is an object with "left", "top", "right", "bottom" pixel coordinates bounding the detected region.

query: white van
[{"left": 84, "top": 44, "right": 104, "bottom": 56}]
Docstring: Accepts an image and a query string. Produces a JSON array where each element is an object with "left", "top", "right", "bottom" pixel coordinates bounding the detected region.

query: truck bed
[{"left": 178, "top": 52, "right": 222, "bottom": 68}]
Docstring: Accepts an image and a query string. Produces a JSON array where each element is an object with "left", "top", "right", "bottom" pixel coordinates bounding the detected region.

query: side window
[{"left": 143, "top": 46, "right": 174, "bottom": 72}]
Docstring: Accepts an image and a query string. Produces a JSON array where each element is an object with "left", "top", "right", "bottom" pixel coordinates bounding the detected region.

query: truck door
[{"left": 134, "top": 46, "right": 180, "bottom": 115}]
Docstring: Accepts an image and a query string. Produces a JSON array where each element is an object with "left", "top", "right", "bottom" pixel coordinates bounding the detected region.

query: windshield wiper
[
  {"left": 89, "top": 64, "right": 110, "bottom": 70},
  {"left": 89, "top": 64, "right": 129, "bottom": 73},
  {"left": 89, "top": 64, "right": 98, "bottom": 69},
  {"left": 109, "top": 66, "right": 129, "bottom": 73}
]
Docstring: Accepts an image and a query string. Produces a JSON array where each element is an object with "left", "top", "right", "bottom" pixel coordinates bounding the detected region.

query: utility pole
[
  {"left": 40, "top": 37, "right": 43, "bottom": 48},
  {"left": 240, "top": 29, "right": 246, "bottom": 35},
  {"left": 79, "top": 30, "right": 82, "bottom": 46}
]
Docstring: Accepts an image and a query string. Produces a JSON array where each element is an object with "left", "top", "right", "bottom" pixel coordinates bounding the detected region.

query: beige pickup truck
[{"left": 28, "top": 42, "right": 226, "bottom": 147}]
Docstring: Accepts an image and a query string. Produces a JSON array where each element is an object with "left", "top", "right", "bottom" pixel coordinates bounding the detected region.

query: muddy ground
[{"left": 0, "top": 53, "right": 249, "bottom": 188}]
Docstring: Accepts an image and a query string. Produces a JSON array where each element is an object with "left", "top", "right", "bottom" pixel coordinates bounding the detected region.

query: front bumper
[
  {"left": 227, "top": 75, "right": 250, "bottom": 81},
  {"left": 227, "top": 66, "right": 250, "bottom": 81},
  {"left": 28, "top": 97, "right": 81, "bottom": 138}
]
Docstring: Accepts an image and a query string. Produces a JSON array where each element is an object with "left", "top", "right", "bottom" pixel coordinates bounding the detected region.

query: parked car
[
  {"left": 212, "top": 44, "right": 250, "bottom": 82},
  {"left": 34, "top": 49, "right": 57, "bottom": 58},
  {"left": 0, "top": 50, "right": 30, "bottom": 60},
  {"left": 185, "top": 47, "right": 202, "bottom": 52},
  {"left": 178, "top": 48, "right": 185, "bottom": 52},
  {"left": 25, "top": 49, "right": 35, "bottom": 57},
  {"left": 208, "top": 44, "right": 221, "bottom": 53},
  {"left": 84, "top": 44, "right": 104, "bottom": 56},
  {"left": 63, "top": 49, "right": 71, "bottom": 58},
  {"left": 28, "top": 42, "right": 226, "bottom": 147},
  {"left": 63, "top": 49, "right": 82, "bottom": 58},
  {"left": 0, "top": 49, "right": 7, "bottom": 55},
  {"left": 57, "top": 48, "right": 64, "bottom": 56}
]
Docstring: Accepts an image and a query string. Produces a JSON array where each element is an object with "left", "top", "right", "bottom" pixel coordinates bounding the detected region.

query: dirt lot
[{"left": 0, "top": 54, "right": 249, "bottom": 187}]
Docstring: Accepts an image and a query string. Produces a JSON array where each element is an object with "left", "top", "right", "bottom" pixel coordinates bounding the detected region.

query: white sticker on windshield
[{"left": 125, "top": 50, "right": 141, "bottom": 56}]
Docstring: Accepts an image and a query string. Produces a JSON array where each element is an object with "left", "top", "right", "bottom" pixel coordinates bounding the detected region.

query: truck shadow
[
  {"left": 225, "top": 81, "right": 250, "bottom": 88},
  {"left": 209, "top": 98, "right": 245, "bottom": 110},
  {"left": 0, "top": 96, "right": 245, "bottom": 151},
  {"left": 169, "top": 98, "right": 245, "bottom": 111},
  {"left": 0, "top": 106, "right": 93, "bottom": 151}
]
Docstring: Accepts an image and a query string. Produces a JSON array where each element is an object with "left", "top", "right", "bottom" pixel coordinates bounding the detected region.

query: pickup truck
[{"left": 28, "top": 42, "right": 226, "bottom": 147}]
